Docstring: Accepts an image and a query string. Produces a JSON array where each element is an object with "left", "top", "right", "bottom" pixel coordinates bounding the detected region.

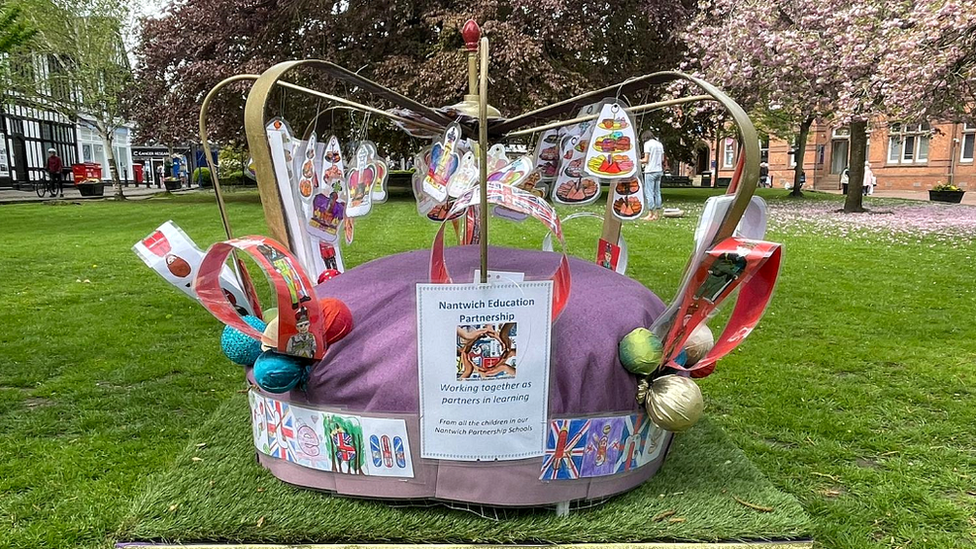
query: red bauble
[
  {"left": 319, "top": 297, "right": 353, "bottom": 344},
  {"left": 317, "top": 269, "right": 341, "bottom": 284}
]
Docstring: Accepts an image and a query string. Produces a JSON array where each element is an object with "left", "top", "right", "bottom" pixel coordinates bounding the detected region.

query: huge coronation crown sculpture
[{"left": 134, "top": 20, "right": 782, "bottom": 509}]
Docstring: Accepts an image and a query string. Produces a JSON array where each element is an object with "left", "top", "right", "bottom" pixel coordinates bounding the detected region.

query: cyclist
[{"left": 46, "top": 148, "right": 64, "bottom": 198}]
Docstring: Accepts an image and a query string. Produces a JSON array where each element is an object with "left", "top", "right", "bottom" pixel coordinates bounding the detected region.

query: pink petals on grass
[{"left": 766, "top": 199, "right": 976, "bottom": 247}]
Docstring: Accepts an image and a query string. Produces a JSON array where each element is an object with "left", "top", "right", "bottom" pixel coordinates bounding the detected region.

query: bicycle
[{"left": 33, "top": 176, "right": 53, "bottom": 198}]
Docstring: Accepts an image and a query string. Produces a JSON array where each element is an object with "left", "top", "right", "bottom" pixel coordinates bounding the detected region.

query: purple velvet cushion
[{"left": 305, "top": 245, "right": 665, "bottom": 416}]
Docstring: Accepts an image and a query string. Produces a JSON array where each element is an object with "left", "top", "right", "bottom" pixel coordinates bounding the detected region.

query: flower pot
[
  {"left": 929, "top": 190, "right": 964, "bottom": 203},
  {"left": 77, "top": 182, "right": 105, "bottom": 197},
  {"left": 163, "top": 178, "right": 182, "bottom": 191}
]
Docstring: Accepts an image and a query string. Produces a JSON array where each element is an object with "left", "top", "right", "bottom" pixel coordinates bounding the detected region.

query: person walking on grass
[
  {"left": 46, "top": 148, "right": 64, "bottom": 198},
  {"left": 641, "top": 130, "right": 664, "bottom": 221},
  {"left": 863, "top": 161, "right": 876, "bottom": 196}
]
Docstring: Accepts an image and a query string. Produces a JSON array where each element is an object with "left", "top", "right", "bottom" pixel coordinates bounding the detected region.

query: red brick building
[{"left": 685, "top": 121, "right": 976, "bottom": 191}]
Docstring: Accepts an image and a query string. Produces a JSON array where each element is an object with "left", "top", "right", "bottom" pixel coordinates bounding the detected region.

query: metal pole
[{"left": 478, "top": 37, "right": 489, "bottom": 284}]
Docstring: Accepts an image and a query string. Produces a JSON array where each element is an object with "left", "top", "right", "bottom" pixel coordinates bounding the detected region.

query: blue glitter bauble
[
  {"left": 253, "top": 350, "right": 305, "bottom": 393},
  {"left": 220, "top": 315, "right": 267, "bottom": 366}
]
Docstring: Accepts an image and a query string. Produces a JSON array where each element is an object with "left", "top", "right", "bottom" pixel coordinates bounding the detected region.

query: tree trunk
[
  {"left": 790, "top": 116, "right": 814, "bottom": 197},
  {"left": 844, "top": 119, "right": 868, "bottom": 213},
  {"left": 99, "top": 126, "right": 124, "bottom": 200}
]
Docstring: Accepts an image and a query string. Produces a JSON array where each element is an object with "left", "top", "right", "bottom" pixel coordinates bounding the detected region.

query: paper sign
[
  {"left": 416, "top": 282, "right": 553, "bottom": 461},
  {"left": 266, "top": 398, "right": 297, "bottom": 462},
  {"left": 248, "top": 392, "right": 415, "bottom": 478},
  {"left": 289, "top": 405, "right": 332, "bottom": 471},
  {"left": 324, "top": 412, "right": 366, "bottom": 474},
  {"left": 133, "top": 220, "right": 253, "bottom": 316},
  {"left": 539, "top": 412, "right": 666, "bottom": 480},
  {"left": 248, "top": 390, "right": 269, "bottom": 453},
  {"left": 596, "top": 238, "right": 622, "bottom": 271}
]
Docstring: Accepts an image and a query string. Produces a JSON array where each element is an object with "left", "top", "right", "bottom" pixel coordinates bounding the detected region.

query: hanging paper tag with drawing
[
  {"left": 345, "top": 142, "right": 379, "bottom": 218},
  {"left": 371, "top": 155, "right": 389, "bottom": 203},
  {"left": 486, "top": 143, "right": 509, "bottom": 174},
  {"left": 423, "top": 123, "right": 461, "bottom": 202},
  {"left": 308, "top": 186, "right": 345, "bottom": 242},
  {"left": 299, "top": 132, "right": 318, "bottom": 201},
  {"left": 610, "top": 170, "right": 646, "bottom": 221},
  {"left": 584, "top": 103, "right": 638, "bottom": 179},
  {"left": 553, "top": 130, "right": 601, "bottom": 205},
  {"left": 321, "top": 135, "right": 344, "bottom": 184},
  {"left": 447, "top": 151, "right": 479, "bottom": 198},
  {"left": 533, "top": 129, "right": 561, "bottom": 182}
]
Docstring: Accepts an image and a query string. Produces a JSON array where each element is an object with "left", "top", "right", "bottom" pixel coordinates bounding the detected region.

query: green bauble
[{"left": 618, "top": 327, "right": 663, "bottom": 375}]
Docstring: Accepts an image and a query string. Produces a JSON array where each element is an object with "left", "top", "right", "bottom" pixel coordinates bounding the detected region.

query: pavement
[
  {"left": 817, "top": 188, "right": 976, "bottom": 206},
  {"left": 0, "top": 184, "right": 204, "bottom": 204}
]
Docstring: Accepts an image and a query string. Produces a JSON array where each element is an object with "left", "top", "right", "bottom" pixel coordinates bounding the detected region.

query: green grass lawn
[{"left": 1, "top": 188, "right": 974, "bottom": 548}]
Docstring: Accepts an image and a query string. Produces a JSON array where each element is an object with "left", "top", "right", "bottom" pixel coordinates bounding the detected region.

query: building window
[
  {"left": 723, "top": 138, "right": 735, "bottom": 168},
  {"left": 961, "top": 123, "right": 975, "bottom": 162},
  {"left": 887, "top": 123, "right": 930, "bottom": 164}
]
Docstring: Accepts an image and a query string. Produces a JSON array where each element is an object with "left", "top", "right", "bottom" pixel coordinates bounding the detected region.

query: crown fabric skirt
[{"left": 248, "top": 245, "right": 675, "bottom": 506}]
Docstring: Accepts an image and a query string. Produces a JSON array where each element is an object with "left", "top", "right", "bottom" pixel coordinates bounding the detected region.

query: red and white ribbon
[
  {"left": 429, "top": 181, "right": 572, "bottom": 319},
  {"left": 196, "top": 237, "right": 329, "bottom": 360},
  {"left": 660, "top": 237, "right": 782, "bottom": 374}
]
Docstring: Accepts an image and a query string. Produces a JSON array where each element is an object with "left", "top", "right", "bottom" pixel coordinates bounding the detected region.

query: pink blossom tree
[
  {"left": 880, "top": 0, "right": 976, "bottom": 181},
  {"left": 683, "top": 0, "right": 910, "bottom": 211}
]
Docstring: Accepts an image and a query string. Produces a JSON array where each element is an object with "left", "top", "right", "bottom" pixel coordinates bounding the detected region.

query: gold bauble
[
  {"left": 645, "top": 375, "right": 703, "bottom": 432},
  {"left": 684, "top": 324, "right": 715, "bottom": 366}
]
